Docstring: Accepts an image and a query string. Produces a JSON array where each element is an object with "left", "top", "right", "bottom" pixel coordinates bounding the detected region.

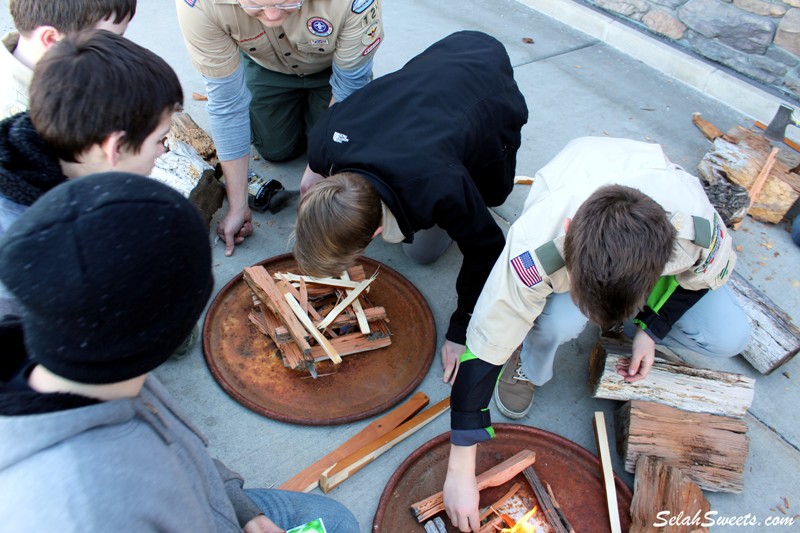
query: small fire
[{"left": 500, "top": 506, "right": 538, "bottom": 533}]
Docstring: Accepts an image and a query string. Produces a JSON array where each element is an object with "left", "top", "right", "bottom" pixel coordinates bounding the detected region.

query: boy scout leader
[
  {"left": 443, "top": 136, "right": 750, "bottom": 532},
  {"left": 176, "top": 0, "right": 384, "bottom": 257}
]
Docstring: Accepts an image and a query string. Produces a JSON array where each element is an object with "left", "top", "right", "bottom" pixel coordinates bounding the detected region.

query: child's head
[
  {"left": 293, "top": 172, "right": 382, "bottom": 277},
  {"left": 564, "top": 184, "right": 676, "bottom": 328},
  {"left": 0, "top": 173, "right": 213, "bottom": 384},
  {"left": 29, "top": 29, "right": 183, "bottom": 175},
  {"left": 10, "top": 0, "right": 136, "bottom": 36}
]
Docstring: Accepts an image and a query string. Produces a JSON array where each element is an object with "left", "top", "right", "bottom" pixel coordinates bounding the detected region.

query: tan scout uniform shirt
[
  {"left": 1, "top": 33, "right": 32, "bottom": 120},
  {"left": 176, "top": 0, "right": 383, "bottom": 79},
  {"left": 467, "top": 136, "right": 736, "bottom": 365}
]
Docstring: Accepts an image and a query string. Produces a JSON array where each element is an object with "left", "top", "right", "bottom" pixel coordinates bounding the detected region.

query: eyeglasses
[{"left": 238, "top": 0, "right": 304, "bottom": 12}]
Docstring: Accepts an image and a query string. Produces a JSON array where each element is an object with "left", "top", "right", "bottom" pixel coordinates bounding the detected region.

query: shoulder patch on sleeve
[
  {"left": 692, "top": 216, "right": 712, "bottom": 248},
  {"left": 534, "top": 240, "right": 565, "bottom": 275},
  {"left": 510, "top": 251, "right": 543, "bottom": 288}
]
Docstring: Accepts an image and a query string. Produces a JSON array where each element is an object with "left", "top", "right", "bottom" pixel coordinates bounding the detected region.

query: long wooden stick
[
  {"left": 279, "top": 392, "right": 430, "bottom": 492},
  {"left": 411, "top": 449, "right": 537, "bottom": 523},
  {"left": 593, "top": 412, "right": 622, "bottom": 533},
  {"left": 319, "top": 397, "right": 450, "bottom": 493},
  {"left": 275, "top": 272, "right": 362, "bottom": 289}
]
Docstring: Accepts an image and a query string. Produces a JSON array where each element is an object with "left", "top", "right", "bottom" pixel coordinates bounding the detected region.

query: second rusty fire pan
[
  {"left": 373, "top": 423, "right": 634, "bottom": 532},
  {"left": 202, "top": 253, "right": 436, "bottom": 425}
]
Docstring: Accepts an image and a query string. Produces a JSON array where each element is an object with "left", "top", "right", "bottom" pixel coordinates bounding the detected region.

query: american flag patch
[{"left": 510, "top": 251, "right": 542, "bottom": 287}]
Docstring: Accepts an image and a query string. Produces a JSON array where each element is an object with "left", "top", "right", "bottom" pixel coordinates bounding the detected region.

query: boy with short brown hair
[
  {"left": 0, "top": 29, "right": 182, "bottom": 317},
  {"left": 443, "top": 136, "right": 751, "bottom": 532},
  {"left": 2, "top": 0, "right": 137, "bottom": 118}
]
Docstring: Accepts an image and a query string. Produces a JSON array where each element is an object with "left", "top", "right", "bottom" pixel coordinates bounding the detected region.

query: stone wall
[{"left": 580, "top": 0, "right": 800, "bottom": 101}]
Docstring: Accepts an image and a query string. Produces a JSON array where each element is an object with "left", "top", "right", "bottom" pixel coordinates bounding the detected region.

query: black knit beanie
[{"left": 0, "top": 172, "right": 213, "bottom": 384}]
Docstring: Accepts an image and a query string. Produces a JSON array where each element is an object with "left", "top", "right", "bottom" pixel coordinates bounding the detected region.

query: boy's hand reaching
[
  {"left": 444, "top": 444, "right": 480, "bottom": 532},
  {"left": 617, "top": 328, "right": 656, "bottom": 382}
]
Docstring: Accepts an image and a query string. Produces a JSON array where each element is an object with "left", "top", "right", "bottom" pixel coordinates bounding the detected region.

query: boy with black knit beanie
[{"left": 0, "top": 173, "right": 359, "bottom": 532}]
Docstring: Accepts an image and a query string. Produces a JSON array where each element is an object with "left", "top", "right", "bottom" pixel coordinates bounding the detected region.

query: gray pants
[
  {"left": 519, "top": 284, "right": 751, "bottom": 385},
  {"left": 402, "top": 225, "right": 453, "bottom": 264}
]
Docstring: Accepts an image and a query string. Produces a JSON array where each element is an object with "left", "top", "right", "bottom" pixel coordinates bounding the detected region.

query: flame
[{"left": 499, "top": 506, "right": 538, "bottom": 533}]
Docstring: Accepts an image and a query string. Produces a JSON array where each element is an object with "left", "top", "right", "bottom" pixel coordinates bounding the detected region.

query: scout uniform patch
[
  {"left": 351, "top": 0, "right": 375, "bottom": 13},
  {"left": 694, "top": 214, "right": 723, "bottom": 274},
  {"left": 510, "top": 251, "right": 542, "bottom": 287},
  {"left": 362, "top": 38, "right": 381, "bottom": 56},
  {"left": 362, "top": 21, "right": 380, "bottom": 45},
  {"left": 307, "top": 17, "right": 333, "bottom": 37}
]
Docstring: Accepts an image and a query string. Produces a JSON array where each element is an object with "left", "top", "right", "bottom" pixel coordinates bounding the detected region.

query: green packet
[{"left": 285, "top": 517, "right": 326, "bottom": 533}]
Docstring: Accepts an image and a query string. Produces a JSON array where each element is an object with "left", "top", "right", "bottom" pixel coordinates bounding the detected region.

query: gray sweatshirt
[{"left": 0, "top": 375, "right": 259, "bottom": 532}]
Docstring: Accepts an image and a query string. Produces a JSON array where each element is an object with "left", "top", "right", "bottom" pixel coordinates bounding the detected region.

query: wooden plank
[
  {"left": 410, "top": 449, "right": 537, "bottom": 523},
  {"left": 593, "top": 412, "right": 622, "bottom": 533},
  {"left": 243, "top": 266, "right": 313, "bottom": 360},
  {"left": 283, "top": 292, "right": 342, "bottom": 364},
  {"left": 522, "top": 467, "right": 568, "bottom": 533},
  {"left": 588, "top": 338, "right": 755, "bottom": 417},
  {"left": 317, "top": 277, "right": 374, "bottom": 330},
  {"left": 320, "top": 397, "right": 451, "bottom": 493},
  {"left": 309, "top": 330, "right": 391, "bottom": 361},
  {"left": 729, "top": 271, "right": 800, "bottom": 374},
  {"left": 630, "top": 455, "right": 710, "bottom": 533},
  {"left": 616, "top": 401, "right": 748, "bottom": 493},
  {"left": 279, "top": 392, "right": 430, "bottom": 492}
]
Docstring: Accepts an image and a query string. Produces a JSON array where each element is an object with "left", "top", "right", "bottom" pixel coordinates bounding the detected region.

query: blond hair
[{"left": 294, "top": 172, "right": 382, "bottom": 277}]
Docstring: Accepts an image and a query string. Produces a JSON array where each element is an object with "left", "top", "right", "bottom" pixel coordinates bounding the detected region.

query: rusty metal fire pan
[
  {"left": 373, "top": 423, "right": 633, "bottom": 532},
  {"left": 202, "top": 254, "right": 436, "bottom": 425}
]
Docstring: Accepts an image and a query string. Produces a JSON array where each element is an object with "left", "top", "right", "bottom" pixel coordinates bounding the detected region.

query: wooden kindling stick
[
  {"left": 279, "top": 392, "right": 430, "bottom": 493},
  {"left": 593, "top": 411, "right": 622, "bottom": 533},
  {"left": 410, "top": 449, "right": 537, "bottom": 523},
  {"left": 733, "top": 147, "right": 779, "bottom": 230},
  {"left": 522, "top": 467, "right": 569, "bottom": 533},
  {"left": 319, "top": 397, "right": 450, "bottom": 493}
]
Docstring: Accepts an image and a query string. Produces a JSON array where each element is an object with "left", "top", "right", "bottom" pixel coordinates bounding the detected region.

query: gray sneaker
[{"left": 493, "top": 348, "right": 535, "bottom": 419}]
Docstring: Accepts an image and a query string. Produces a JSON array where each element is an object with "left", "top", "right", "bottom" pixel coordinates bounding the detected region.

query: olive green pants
[{"left": 242, "top": 54, "right": 332, "bottom": 162}]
